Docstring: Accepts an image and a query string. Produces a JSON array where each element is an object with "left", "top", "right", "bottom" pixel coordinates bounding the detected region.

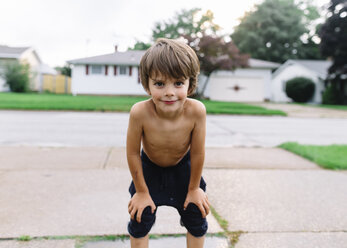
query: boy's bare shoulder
[
  {"left": 129, "top": 99, "right": 153, "bottom": 119},
  {"left": 185, "top": 98, "right": 206, "bottom": 118}
]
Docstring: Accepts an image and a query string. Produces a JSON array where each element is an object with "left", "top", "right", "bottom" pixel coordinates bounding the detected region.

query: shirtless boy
[{"left": 126, "top": 38, "right": 210, "bottom": 248}]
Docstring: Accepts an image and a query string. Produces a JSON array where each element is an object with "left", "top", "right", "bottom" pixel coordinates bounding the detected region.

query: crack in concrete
[
  {"left": 209, "top": 120, "right": 261, "bottom": 145},
  {"left": 209, "top": 120, "right": 237, "bottom": 135},
  {"left": 102, "top": 147, "right": 113, "bottom": 169}
]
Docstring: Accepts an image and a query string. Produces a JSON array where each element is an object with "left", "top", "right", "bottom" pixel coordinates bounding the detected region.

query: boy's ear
[{"left": 146, "top": 88, "right": 151, "bottom": 95}]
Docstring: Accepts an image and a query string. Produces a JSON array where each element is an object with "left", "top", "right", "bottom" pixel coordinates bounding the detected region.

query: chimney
[{"left": 115, "top": 45, "right": 118, "bottom": 52}]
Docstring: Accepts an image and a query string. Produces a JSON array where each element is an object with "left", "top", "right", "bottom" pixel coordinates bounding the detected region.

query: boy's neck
[{"left": 151, "top": 99, "right": 185, "bottom": 120}]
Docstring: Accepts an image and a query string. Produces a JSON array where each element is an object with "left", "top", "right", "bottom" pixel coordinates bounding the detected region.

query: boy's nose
[{"left": 165, "top": 87, "right": 174, "bottom": 96}]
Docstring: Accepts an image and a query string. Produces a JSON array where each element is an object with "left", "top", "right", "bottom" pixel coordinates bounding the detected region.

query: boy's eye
[
  {"left": 175, "top": 81, "right": 184, "bottom": 86},
  {"left": 154, "top": 82, "right": 164, "bottom": 87}
]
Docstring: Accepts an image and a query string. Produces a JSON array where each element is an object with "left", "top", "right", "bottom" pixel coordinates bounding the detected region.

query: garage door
[{"left": 209, "top": 76, "right": 264, "bottom": 102}]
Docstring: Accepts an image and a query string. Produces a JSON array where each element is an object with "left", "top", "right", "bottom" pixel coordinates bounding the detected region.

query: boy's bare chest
[
  {"left": 141, "top": 115, "right": 195, "bottom": 166},
  {"left": 142, "top": 119, "right": 194, "bottom": 146}
]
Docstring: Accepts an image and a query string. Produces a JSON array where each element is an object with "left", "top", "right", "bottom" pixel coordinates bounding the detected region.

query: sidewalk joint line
[
  {"left": 204, "top": 167, "right": 321, "bottom": 170},
  {"left": 0, "top": 233, "right": 230, "bottom": 246},
  {"left": 241, "top": 230, "right": 347, "bottom": 233},
  {"left": 210, "top": 205, "right": 241, "bottom": 247}
]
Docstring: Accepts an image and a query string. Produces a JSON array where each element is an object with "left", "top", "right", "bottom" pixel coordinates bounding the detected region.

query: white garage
[
  {"left": 271, "top": 60, "right": 332, "bottom": 104},
  {"left": 208, "top": 76, "right": 264, "bottom": 102},
  {"left": 201, "top": 59, "right": 280, "bottom": 102}
]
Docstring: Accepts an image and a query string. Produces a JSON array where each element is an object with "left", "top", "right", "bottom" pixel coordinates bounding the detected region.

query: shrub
[
  {"left": 322, "top": 84, "right": 340, "bottom": 105},
  {"left": 1, "top": 62, "right": 30, "bottom": 92},
  {"left": 285, "top": 77, "right": 315, "bottom": 103}
]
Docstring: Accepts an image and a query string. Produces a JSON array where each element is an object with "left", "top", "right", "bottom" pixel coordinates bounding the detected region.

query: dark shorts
[{"left": 128, "top": 150, "right": 208, "bottom": 238}]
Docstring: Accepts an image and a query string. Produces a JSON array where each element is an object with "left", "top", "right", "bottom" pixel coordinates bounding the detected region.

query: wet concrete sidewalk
[{"left": 0, "top": 146, "right": 346, "bottom": 248}]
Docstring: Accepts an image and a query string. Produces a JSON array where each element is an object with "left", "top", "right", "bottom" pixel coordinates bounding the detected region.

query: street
[{"left": 1, "top": 110, "right": 346, "bottom": 147}]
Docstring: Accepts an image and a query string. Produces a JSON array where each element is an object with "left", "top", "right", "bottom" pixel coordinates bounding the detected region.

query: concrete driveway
[{"left": 251, "top": 102, "right": 347, "bottom": 118}]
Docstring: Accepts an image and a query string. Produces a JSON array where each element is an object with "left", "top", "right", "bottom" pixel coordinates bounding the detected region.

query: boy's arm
[
  {"left": 183, "top": 101, "right": 210, "bottom": 217},
  {"left": 126, "top": 104, "right": 156, "bottom": 223}
]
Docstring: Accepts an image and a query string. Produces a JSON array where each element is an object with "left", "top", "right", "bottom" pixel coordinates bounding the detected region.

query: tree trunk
[{"left": 198, "top": 75, "right": 210, "bottom": 99}]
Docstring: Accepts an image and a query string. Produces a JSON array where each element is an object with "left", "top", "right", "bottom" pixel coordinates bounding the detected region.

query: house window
[
  {"left": 119, "top": 66, "right": 127, "bottom": 75},
  {"left": 91, "top": 65, "right": 102, "bottom": 74}
]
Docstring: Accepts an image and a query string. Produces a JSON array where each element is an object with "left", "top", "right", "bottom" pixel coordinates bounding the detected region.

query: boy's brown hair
[{"left": 139, "top": 38, "right": 200, "bottom": 96}]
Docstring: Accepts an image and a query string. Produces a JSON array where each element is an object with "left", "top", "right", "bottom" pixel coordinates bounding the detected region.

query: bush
[
  {"left": 1, "top": 62, "right": 30, "bottom": 92},
  {"left": 322, "top": 84, "right": 340, "bottom": 105},
  {"left": 285, "top": 77, "right": 315, "bottom": 103}
]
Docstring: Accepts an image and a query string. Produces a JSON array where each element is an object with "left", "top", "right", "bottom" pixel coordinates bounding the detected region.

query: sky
[{"left": 1, "top": 0, "right": 329, "bottom": 67}]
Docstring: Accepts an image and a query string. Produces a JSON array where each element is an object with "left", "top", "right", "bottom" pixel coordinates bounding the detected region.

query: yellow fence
[{"left": 42, "top": 75, "right": 71, "bottom": 94}]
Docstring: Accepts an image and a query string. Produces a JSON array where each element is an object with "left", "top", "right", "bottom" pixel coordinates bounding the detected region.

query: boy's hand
[
  {"left": 128, "top": 192, "right": 156, "bottom": 223},
  {"left": 183, "top": 188, "right": 210, "bottom": 218}
]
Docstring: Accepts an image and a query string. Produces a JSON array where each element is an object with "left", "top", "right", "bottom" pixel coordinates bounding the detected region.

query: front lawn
[
  {"left": 201, "top": 100, "right": 285, "bottom": 115},
  {"left": 0, "top": 92, "right": 148, "bottom": 112},
  {"left": 0, "top": 92, "right": 286, "bottom": 116},
  {"left": 279, "top": 142, "right": 347, "bottom": 170}
]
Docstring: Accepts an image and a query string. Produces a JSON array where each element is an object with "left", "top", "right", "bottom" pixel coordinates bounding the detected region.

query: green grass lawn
[
  {"left": 0, "top": 92, "right": 286, "bottom": 116},
  {"left": 200, "top": 99, "right": 285, "bottom": 115},
  {"left": 279, "top": 142, "right": 347, "bottom": 170},
  {"left": 0, "top": 92, "right": 148, "bottom": 112}
]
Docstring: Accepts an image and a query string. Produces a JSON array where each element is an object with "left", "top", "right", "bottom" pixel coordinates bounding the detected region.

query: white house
[
  {"left": 0, "top": 45, "right": 48, "bottom": 92},
  {"left": 68, "top": 49, "right": 281, "bottom": 102},
  {"left": 201, "top": 59, "right": 280, "bottom": 102},
  {"left": 271, "top": 60, "right": 332, "bottom": 104},
  {"left": 68, "top": 50, "right": 147, "bottom": 96}
]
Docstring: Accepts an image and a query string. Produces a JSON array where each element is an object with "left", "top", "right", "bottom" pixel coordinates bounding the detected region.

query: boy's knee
[
  {"left": 180, "top": 203, "right": 208, "bottom": 237},
  {"left": 128, "top": 206, "right": 156, "bottom": 238}
]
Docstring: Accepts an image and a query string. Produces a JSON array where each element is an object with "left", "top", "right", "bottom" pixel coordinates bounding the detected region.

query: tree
[
  {"left": 319, "top": 0, "right": 347, "bottom": 104},
  {"left": 184, "top": 34, "right": 249, "bottom": 97},
  {"left": 55, "top": 64, "right": 71, "bottom": 77},
  {"left": 152, "top": 8, "right": 221, "bottom": 40},
  {"left": 231, "top": 0, "right": 322, "bottom": 63},
  {"left": 129, "top": 8, "right": 249, "bottom": 97},
  {"left": 0, "top": 61, "right": 30, "bottom": 92},
  {"left": 128, "top": 8, "right": 221, "bottom": 51},
  {"left": 128, "top": 41, "right": 151, "bottom": 51}
]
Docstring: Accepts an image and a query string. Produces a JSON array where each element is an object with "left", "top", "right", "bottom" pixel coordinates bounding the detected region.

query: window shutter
[
  {"left": 129, "top": 66, "right": 132, "bottom": 76},
  {"left": 114, "top": 66, "right": 117, "bottom": 76},
  {"left": 86, "top": 65, "right": 89, "bottom": 75},
  {"left": 137, "top": 67, "right": 140, "bottom": 83},
  {"left": 105, "top": 65, "right": 108, "bottom": 76}
]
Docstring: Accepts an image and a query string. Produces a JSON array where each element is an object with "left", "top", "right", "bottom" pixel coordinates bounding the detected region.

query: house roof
[
  {"left": 248, "top": 58, "right": 280, "bottom": 69},
  {"left": 272, "top": 59, "right": 332, "bottom": 79},
  {"left": 68, "top": 50, "right": 280, "bottom": 70},
  {"left": 0, "top": 45, "right": 31, "bottom": 59},
  {"left": 67, "top": 50, "right": 146, "bottom": 65}
]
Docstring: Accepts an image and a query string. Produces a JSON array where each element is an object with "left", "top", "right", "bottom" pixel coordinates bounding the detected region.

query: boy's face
[{"left": 147, "top": 73, "right": 189, "bottom": 114}]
